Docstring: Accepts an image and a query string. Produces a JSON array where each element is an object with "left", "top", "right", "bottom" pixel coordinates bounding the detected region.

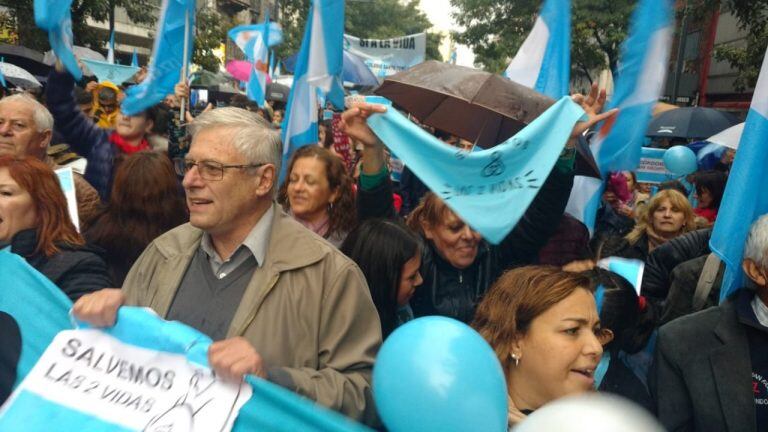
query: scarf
[{"left": 109, "top": 131, "right": 149, "bottom": 155}]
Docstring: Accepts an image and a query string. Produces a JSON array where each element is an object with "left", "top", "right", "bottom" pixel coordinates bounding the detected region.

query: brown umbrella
[{"left": 374, "top": 60, "right": 601, "bottom": 178}]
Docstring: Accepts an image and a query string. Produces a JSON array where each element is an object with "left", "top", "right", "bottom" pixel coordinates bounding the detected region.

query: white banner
[
  {"left": 343, "top": 32, "right": 426, "bottom": 79},
  {"left": 3, "top": 329, "right": 251, "bottom": 431}
]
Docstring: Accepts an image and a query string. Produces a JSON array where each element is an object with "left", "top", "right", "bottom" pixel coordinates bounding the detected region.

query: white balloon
[{"left": 516, "top": 393, "right": 663, "bottom": 432}]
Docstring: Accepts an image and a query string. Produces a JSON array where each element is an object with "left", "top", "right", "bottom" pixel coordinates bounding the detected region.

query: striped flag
[
  {"left": 504, "top": 0, "right": 571, "bottom": 99},
  {"left": 281, "top": 0, "right": 344, "bottom": 179},
  {"left": 565, "top": 0, "right": 674, "bottom": 232},
  {"left": 710, "top": 45, "right": 768, "bottom": 301},
  {"left": 227, "top": 20, "right": 283, "bottom": 106}
]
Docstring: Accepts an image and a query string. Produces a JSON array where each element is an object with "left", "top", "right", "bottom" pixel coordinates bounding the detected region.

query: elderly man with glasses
[{"left": 73, "top": 108, "right": 382, "bottom": 425}]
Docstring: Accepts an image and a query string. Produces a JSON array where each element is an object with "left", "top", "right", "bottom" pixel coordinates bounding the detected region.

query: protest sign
[
  {"left": 1, "top": 327, "right": 250, "bottom": 431},
  {"left": 55, "top": 167, "right": 79, "bottom": 231},
  {"left": 636, "top": 147, "right": 671, "bottom": 184},
  {"left": 344, "top": 33, "right": 426, "bottom": 79}
]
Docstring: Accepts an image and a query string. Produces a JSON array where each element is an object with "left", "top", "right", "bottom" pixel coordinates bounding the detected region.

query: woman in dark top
[
  {"left": 586, "top": 268, "right": 655, "bottom": 411},
  {"left": 0, "top": 156, "right": 112, "bottom": 301},
  {"left": 601, "top": 189, "right": 696, "bottom": 263},
  {"left": 86, "top": 151, "right": 187, "bottom": 285}
]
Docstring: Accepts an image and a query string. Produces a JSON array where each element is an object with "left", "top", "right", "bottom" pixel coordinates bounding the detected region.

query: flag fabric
[
  {"left": 121, "top": 0, "right": 196, "bottom": 116},
  {"left": 107, "top": 29, "right": 116, "bottom": 64},
  {"left": 367, "top": 96, "right": 585, "bottom": 244},
  {"left": 80, "top": 59, "right": 139, "bottom": 86},
  {"left": 710, "top": 45, "right": 768, "bottom": 301},
  {"left": 0, "top": 249, "right": 72, "bottom": 387},
  {"left": 565, "top": 0, "right": 674, "bottom": 232},
  {"left": 269, "top": 50, "right": 276, "bottom": 79},
  {"left": 0, "top": 57, "right": 7, "bottom": 88},
  {"left": 34, "top": 0, "right": 82, "bottom": 80},
  {"left": 131, "top": 48, "right": 139, "bottom": 67},
  {"left": 281, "top": 0, "right": 345, "bottom": 180},
  {"left": 504, "top": 0, "right": 571, "bottom": 99},
  {"left": 0, "top": 249, "right": 371, "bottom": 432},
  {"left": 228, "top": 21, "right": 284, "bottom": 106}
]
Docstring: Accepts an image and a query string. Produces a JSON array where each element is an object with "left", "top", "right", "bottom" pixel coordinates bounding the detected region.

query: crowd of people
[{"left": 0, "top": 55, "right": 764, "bottom": 432}]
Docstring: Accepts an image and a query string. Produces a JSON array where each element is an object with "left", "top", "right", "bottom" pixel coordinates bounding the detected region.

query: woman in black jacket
[
  {"left": 340, "top": 85, "right": 613, "bottom": 323},
  {"left": 600, "top": 189, "right": 696, "bottom": 263},
  {"left": 0, "top": 156, "right": 112, "bottom": 301}
]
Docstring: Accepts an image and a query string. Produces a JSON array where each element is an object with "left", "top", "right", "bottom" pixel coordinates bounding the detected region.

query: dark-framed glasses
[{"left": 173, "top": 158, "right": 266, "bottom": 181}]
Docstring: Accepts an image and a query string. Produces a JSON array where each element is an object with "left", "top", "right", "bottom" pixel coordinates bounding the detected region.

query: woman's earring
[{"left": 511, "top": 353, "right": 520, "bottom": 367}]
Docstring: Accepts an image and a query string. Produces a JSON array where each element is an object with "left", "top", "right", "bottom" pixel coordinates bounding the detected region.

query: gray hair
[
  {"left": 188, "top": 107, "right": 282, "bottom": 174},
  {"left": 744, "top": 214, "right": 768, "bottom": 270},
  {"left": 0, "top": 93, "right": 54, "bottom": 133}
]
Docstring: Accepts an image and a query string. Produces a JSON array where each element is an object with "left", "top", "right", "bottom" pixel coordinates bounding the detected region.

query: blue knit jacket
[{"left": 46, "top": 69, "right": 114, "bottom": 201}]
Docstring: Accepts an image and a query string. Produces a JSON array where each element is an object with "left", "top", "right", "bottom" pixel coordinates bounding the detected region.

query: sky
[{"left": 417, "top": 0, "right": 477, "bottom": 68}]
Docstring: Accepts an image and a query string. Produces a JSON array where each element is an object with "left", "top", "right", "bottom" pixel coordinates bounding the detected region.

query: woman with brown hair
[
  {"left": 472, "top": 266, "right": 603, "bottom": 426},
  {"left": 85, "top": 151, "right": 188, "bottom": 286},
  {"left": 278, "top": 145, "right": 357, "bottom": 247},
  {"left": 0, "top": 156, "right": 112, "bottom": 300},
  {"left": 601, "top": 189, "right": 696, "bottom": 262}
]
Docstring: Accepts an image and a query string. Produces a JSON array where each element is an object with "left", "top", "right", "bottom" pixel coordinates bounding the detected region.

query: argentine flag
[
  {"left": 281, "top": 0, "right": 344, "bottom": 179},
  {"left": 565, "top": 0, "right": 673, "bottom": 232},
  {"left": 228, "top": 21, "right": 283, "bottom": 105},
  {"left": 710, "top": 45, "right": 768, "bottom": 301},
  {"left": 504, "top": 0, "right": 571, "bottom": 99},
  {"left": 121, "top": 0, "right": 196, "bottom": 116}
]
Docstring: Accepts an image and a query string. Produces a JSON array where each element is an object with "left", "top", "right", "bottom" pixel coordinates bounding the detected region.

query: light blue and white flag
[
  {"left": 80, "top": 59, "right": 139, "bottom": 86},
  {"left": 367, "top": 96, "right": 585, "bottom": 244},
  {"left": 597, "top": 257, "right": 645, "bottom": 295},
  {"left": 34, "top": 0, "right": 82, "bottom": 80},
  {"left": 710, "top": 45, "right": 768, "bottom": 301},
  {"left": 565, "top": 0, "right": 673, "bottom": 232},
  {"left": 131, "top": 48, "right": 139, "bottom": 67},
  {"left": 121, "top": 0, "right": 196, "bottom": 116},
  {"left": 281, "top": 0, "right": 345, "bottom": 180},
  {"left": 107, "top": 29, "right": 116, "bottom": 64},
  {"left": 504, "top": 0, "right": 571, "bottom": 99},
  {"left": 0, "top": 250, "right": 370, "bottom": 432},
  {"left": 228, "top": 21, "right": 283, "bottom": 106}
]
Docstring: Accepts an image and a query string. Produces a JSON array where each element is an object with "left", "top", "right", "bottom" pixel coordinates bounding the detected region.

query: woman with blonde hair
[
  {"left": 472, "top": 266, "right": 603, "bottom": 426},
  {"left": 601, "top": 189, "right": 696, "bottom": 263}
]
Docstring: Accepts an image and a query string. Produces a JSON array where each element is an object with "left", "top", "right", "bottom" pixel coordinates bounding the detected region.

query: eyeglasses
[{"left": 174, "top": 158, "right": 266, "bottom": 181}]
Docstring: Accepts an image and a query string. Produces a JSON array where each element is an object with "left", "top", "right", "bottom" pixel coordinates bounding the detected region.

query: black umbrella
[
  {"left": 0, "top": 44, "right": 50, "bottom": 77},
  {"left": 373, "top": 60, "right": 601, "bottom": 178},
  {"left": 266, "top": 82, "right": 290, "bottom": 103},
  {"left": 646, "top": 107, "right": 739, "bottom": 139}
]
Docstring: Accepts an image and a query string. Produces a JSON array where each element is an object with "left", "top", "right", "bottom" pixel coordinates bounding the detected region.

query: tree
[
  {"left": 710, "top": 0, "right": 768, "bottom": 91},
  {"left": 450, "top": 0, "right": 635, "bottom": 81},
  {"left": 0, "top": 0, "right": 157, "bottom": 53},
  {"left": 275, "top": 0, "right": 442, "bottom": 62},
  {"left": 193, "top": 8, "right": 230, "bottom": 72}
]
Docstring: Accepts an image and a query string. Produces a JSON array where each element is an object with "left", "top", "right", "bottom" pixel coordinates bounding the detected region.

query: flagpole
[{"left": 179, "top": 7, "right": 191, "bottom": 120}]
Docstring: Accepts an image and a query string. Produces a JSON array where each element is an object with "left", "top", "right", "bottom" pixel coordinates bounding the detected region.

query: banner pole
[{"left": 179, "top": 7, "right": 191, "bottom": 120}]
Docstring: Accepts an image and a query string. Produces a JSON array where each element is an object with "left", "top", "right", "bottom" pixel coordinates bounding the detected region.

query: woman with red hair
[{"left": 0, "top": 156, "right": 112, "bottom": 300}]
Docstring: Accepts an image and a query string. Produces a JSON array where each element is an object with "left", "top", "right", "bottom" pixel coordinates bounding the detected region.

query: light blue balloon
[
  {"left": 373, "top": 316, "right": 508, "bottom": 432},
  {"left": 663, "top": 145, "right": 698, "bottom": 176}
]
